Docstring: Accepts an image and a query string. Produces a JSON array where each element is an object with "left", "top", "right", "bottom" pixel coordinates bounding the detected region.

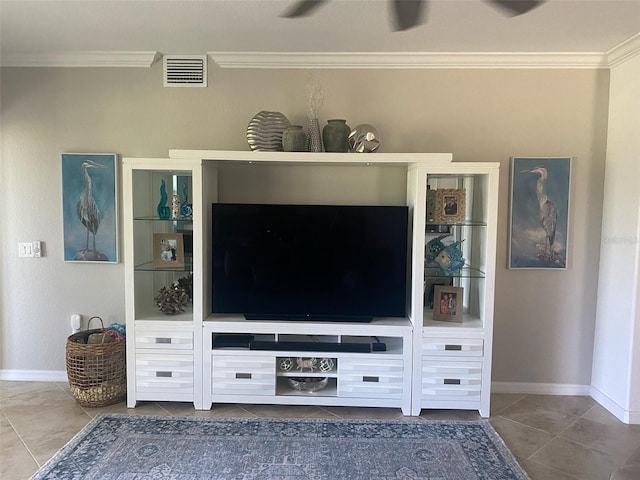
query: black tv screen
[{"left": 211, "top": 203, "right": 409, "bottom": 322}]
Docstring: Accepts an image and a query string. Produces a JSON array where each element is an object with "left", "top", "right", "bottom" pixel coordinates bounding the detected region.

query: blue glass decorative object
[
  {"left": 157, "top": 180, "right": 171, "bottom": 219},
  {"left": 425, "top": 235, "right": 466, "bottom": 276},
  {"left": 180, "top": 183, "right": 193, "bottom": 217}
]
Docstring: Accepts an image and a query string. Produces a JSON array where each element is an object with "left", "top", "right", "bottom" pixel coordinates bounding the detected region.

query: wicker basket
[{"left": 66, "top": 316, "right": 126, "bottom": 407}]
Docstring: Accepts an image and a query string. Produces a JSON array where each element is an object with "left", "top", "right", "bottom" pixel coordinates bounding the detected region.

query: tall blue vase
[{"left": 157, "top": 180, "right": 171, "bottom": 219}]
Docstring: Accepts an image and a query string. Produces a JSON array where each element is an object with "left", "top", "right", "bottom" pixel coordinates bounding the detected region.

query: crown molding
[
  {"left": 0, "top": 51, "right": 160, "bottom": 68},
  {"left": 607, "top": 33, "right": 640, "bottom": 68},
  {"left": 4, "top": 41, "right": 638, "bottom": 69},
  {"left": 208, "top": 51, "right": 609, "bottom": 69}
]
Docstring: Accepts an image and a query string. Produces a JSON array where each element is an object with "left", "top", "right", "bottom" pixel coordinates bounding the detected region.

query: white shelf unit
[
  {"left": 122, "top": 158, "right": 203, "bottom": 408},
  {"left": 408, "top": 163, "right": 499, "bottom": 417},
  {"left": 123, "top": 151, "right": 498, "bottom": 416}
]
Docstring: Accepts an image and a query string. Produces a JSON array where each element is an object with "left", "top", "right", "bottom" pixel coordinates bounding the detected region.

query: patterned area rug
[{"left": 32, "top": 414, "right": 529, "bottom": 479}]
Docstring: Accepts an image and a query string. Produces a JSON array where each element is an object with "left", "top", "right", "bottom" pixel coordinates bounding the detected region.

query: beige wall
[{"left": 0, "top": 63, "right": 609, "bottom": 387}]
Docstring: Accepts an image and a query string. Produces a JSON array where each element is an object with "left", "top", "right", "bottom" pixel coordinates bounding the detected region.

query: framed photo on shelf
[
  {"left": 433, "top": 285, "right": 463, "bottom": 323},
  {"left": 153, "top": 233, "right": 185, "bottom": 268},
  {"left": 435, "top": 189, "right": 466, "bottom": 223},
  {"left": 509, "top": 157, "right": 571, "bottom": 269},
  {"left": 424, "top": 276, "right": 454, "bottom": 309}
]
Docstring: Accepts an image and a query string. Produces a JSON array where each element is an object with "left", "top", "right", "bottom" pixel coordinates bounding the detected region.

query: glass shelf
[
  {"left": 424, "top": 266, "right": 486, "bottom": 279},
  {"left": 425, "top": 220, "right": 487, "bottom": 228},
  {"left": 135, "top": 261, "right": 193, "bottom": 273},
  {"left": 427, "top": 173, "right": 482, "bottom": 181},
  {"left": 134, "top": 216, "right": 193, "bottom": 222}
]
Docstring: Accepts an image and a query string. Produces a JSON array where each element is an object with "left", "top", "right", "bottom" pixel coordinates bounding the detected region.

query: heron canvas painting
[
  {"left": 62, "top": 153, "right": 118, "bottom": 262},
  {"left": 509, "top": 157, "right": 571, "bottom": 269}
]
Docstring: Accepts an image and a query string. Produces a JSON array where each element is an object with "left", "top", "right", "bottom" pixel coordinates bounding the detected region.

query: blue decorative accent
[
  {"left": 180, "top": 182, "right": 193, "bottom": 217},
  {"left": 31, "top": 415, "right": 529, "bottom": 480},
  {"left": 156, "top": 180, "right": 170, "bottom": 219},
  {"left": 425, "top": 235, "right": 466, "bottom": 276}
]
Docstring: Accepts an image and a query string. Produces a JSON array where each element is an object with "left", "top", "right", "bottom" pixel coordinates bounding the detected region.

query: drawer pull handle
[
  {"left": 156, "top": 371, "right": 172, "bottom": 378},
  {"left": 236, "top": 373, "right": 252, "bottom": 379},
  {"left": 155, "top": 337, "right": 172, "bottom": 344},
  {"left": 363, "top": 376, "right": 379, "bottom": 383},
  {"left": 444, "top": 378, "right": 461, "bottom": 385},
  {"left": 444, "top": 344, "right": 462, "bottom": 351}
]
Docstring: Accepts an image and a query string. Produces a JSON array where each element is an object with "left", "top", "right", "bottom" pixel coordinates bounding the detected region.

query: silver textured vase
[
  {"left": 308, "top": 117, "right": 322, "bottom": 152},
  {"left": 246, "top": 111, "right": 290, "bottom": 151}
]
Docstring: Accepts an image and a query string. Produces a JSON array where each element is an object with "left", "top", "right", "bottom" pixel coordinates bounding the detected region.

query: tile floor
[{"left": 2, "top": 381, "right": 639, "bottom": 480}]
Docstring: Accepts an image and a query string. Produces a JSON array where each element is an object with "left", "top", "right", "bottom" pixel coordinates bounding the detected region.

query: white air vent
[{"left": 163, "top": 55, "right": 207, "bottom": 87}]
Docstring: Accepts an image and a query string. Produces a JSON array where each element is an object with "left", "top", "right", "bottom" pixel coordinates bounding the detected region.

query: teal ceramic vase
[{"left": 322, "top": 119, "right": 350, "bottom": 153}]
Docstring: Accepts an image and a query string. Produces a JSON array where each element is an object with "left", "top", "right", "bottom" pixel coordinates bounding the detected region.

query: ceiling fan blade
[
  {"left": 281, "top": 0, "right": 328, "bottom": 18},
  {"left": 488, "top": 0, "right": 545, "bottom": 16},
  {"left": 391, "top": 0, "right": 427, "bottom": 31}
]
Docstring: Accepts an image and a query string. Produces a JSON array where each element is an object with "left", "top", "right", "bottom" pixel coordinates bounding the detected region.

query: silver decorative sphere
[{"left": 348, "top": 124, "right": 381, "bottom": 153}]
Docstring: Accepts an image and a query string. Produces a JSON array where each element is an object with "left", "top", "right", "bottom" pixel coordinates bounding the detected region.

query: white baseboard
[
  {"left": 492, "top": 381, "right": 591, "bottom": 396},
  {"left": 0, "top": 370, "right": 68, "bottom": 382},
  {"left": 590, "top": 385, "right": 640, "bottom": 424}
]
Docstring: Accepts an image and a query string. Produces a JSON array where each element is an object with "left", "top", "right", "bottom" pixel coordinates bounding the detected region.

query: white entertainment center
[{"left": 123, "top": 151, "right": 498, "bottom": 416}]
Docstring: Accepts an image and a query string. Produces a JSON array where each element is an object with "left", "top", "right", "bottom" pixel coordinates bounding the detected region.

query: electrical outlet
[{"left": 70, "top": 314, "right": 81, "bottom": 333}]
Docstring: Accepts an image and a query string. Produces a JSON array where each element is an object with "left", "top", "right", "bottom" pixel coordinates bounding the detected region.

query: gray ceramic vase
[
  {"left": 282, "top": 125, "right": 308, "bottom": 152},
  {"left": 322, "top": 119, "right": 350, "bottom": 153}
]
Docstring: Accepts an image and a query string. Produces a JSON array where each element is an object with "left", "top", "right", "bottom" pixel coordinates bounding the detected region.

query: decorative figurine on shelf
[
  {"left": 279, "top": 357, "right": 294, "bottom": 372},
  {"left": 154, "top": 274, "right": 192, "bottom": 315},
  {"left": 296, "top": 357, "right": 317, "bottom": 373},
  {"left": 171, "top": 194, "right": 181, "bottom": 220},
  {"left": 348, "top": 124, "right": 381, "bottom": 153},
  {"left": 154, "top": 282, "right": 190, "bottom": 315},
  {"left": 157, "top": 180, "right": 171, "bottom": 219},
  {"left": 425, "top": 235, "right": 466, "bottom": 276},
  {"left": 180, "top": 183, "right": 193, "bottom": 218},
  {"left": 425, "top": 234, "right": 449, "bottom": 261},
  {"left": 319, "top": 358, "right": 334, "bottom": 373}
]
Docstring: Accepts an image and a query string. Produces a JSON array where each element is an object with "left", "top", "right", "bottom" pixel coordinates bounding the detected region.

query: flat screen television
[{"left": 211, "top": 203, "right": 409, "bottom": 322}]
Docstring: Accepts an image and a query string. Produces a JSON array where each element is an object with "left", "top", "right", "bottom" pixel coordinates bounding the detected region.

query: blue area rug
[{"left": 32, "top": 414, "right": 529, "bottom": 479}]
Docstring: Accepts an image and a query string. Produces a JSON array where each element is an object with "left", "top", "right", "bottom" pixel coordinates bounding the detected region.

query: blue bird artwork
[
  {"left": 509, "top": 157, "right": 570, "bottom": 269},
  {"left": 62, "top": 153, "right": 117, "bottom": 262}
]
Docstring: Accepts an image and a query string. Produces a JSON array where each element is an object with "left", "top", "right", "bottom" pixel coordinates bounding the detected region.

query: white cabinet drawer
[
  {"left": 135, "top": 329, "right": 193, "bottom": 350},
  {"left": 422, "top": 337, "right": 483, "bottom": 357},
  {"left": 212, "top": 355, "right": 275, "bottom": 396},
  {"left": 421, "top": 359, "right": 482, "bottom": 401},
  {"left": 338, "top": 358, "right": 403, "bottom": 399},
  {"left": 136, "top": 353, "right": 194, "bottom": 393}
]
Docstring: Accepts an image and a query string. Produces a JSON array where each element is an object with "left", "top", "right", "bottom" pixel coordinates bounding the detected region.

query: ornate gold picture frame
[{"left": 435, "top": 189, "right": 466, "bottom": 223}]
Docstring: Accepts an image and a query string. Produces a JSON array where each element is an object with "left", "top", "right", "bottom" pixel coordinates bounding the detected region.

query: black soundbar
[{"left": 249, "top": 340, "right": 377, "bottom": 353}]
